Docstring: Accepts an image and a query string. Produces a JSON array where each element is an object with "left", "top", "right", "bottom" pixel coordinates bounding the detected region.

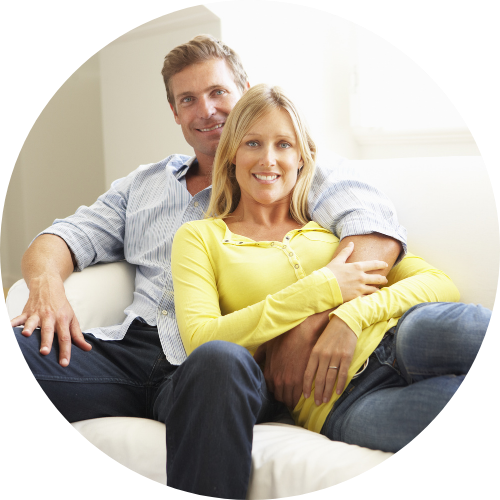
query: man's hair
[
  {"left": 206, "top": 84, "right": 317, "bottom": 225},
  {"left": 161, "top": 34, "right": 248, "bottom": 109}
]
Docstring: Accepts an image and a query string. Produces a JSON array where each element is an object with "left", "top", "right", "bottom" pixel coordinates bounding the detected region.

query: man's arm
[
  {"left": 11, "top": 234, "right": 92, "bottom": 367},
  {"left": 255, "top": 232, "right": 401, "bottom": 409},
  {"left": 334, "top": 232, "right": 402, "bottom": 270}
]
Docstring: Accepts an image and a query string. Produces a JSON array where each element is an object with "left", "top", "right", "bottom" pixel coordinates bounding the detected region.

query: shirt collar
[{"left": 174, "top": 156, "right": 198, "bottom": 181}]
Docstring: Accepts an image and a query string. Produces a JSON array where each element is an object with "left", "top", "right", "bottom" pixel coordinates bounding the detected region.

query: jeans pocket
[{"left": 374, "top": 331, "right": 400, "bottom": 374}]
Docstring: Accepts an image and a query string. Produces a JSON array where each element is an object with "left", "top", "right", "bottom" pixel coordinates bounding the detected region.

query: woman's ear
[{"left": 298, "top": 158, "right": 304, "bottom": 175}]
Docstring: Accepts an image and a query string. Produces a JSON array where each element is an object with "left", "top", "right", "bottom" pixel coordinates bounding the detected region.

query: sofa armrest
[{"left": 6, "top": 261, "right": 136, "bottom": 332}]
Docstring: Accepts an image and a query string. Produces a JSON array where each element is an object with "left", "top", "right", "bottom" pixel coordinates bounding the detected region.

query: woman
[{"left": 171, "top": 84, "right": 489, "bottom": 494}]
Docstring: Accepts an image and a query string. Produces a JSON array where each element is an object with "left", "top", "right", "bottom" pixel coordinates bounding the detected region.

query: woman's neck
[{"left": 224, "top": 195, "right": 302, "bottom": 241}]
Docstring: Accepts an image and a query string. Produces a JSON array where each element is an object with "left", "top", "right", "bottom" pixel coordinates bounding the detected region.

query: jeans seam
[
  {"left": 33, "top": 375, "right": 145, "bottom": 386},
  {"left": 145, "top": 351, "right": 169, "bottom": 418}
]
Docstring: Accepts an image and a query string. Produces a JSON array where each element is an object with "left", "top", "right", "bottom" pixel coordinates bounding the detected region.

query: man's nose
[{"left": 198, "top": 96, "right": 216, "bottom": 119}]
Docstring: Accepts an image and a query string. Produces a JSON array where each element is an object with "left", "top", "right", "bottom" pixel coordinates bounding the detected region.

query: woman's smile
[{"left": 252, "top": 173, "right": 280, "bottom": 183}]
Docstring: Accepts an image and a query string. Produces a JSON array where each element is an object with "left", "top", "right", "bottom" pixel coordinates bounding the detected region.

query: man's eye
[
  {"left": 215, "top": 90, "right": 226, "bottom": 96},
  {"left": 181, "top": 97, "right": 193, "bottom": 103}
]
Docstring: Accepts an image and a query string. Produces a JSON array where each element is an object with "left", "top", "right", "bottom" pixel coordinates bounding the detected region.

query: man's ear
[{"left": 169, "top": 103, "right": 181, "bottom": 125}]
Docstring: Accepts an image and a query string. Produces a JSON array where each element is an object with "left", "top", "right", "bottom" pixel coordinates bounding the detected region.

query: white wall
[{"left": 1, "top": 54, "right": 106, "bottom": 289}]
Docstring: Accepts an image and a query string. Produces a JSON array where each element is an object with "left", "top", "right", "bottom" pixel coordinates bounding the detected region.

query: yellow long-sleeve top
[{"left": 171, "top": 218, "right": 460, "bottom": 433}]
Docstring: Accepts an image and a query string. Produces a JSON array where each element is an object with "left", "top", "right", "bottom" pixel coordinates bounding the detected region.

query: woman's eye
[
  {"left": 280, "top": 142, "right": 291, "bottom": 149},
  {"left": 247, "top": 141, "right": 259, "bottom": 147}
]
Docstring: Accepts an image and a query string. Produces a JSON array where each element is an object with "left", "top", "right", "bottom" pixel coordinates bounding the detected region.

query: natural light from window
[{"left": 352, "top": 26, "right": 470, "bottom": 133}]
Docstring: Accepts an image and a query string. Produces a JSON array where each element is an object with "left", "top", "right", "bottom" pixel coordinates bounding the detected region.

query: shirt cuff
[
  {"left": 35, "top": 221, "right": 96, "bottom": 272},
  {"left": 329, "top": 308, "right": 362, "bottom": 338},
  {"left": 317, "top": 267, "right": 344, "bottom": 307}
]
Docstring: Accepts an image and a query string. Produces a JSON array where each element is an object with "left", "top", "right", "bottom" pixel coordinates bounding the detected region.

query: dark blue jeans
[{"left": 14, "top": 322, "right": 286, "bottom": 499}]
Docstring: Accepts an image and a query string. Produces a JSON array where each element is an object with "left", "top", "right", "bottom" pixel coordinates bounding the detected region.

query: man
[{"left": 12, "top": 35, "right": 405, "bottom": 497}]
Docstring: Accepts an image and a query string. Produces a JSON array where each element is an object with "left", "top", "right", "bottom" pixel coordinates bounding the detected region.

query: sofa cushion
[{"left": 73, "top": 417, "right": 392, "bottom": 499}]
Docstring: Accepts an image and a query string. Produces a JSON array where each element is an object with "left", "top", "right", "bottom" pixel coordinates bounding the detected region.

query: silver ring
[{"left": 328, "top": 366, "right": 338, "bottom": 370}]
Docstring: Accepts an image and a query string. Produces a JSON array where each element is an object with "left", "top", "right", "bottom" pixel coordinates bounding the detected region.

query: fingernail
[
  {"left": 304, "top": 392, "right": 310, "bottom": 399},
  {"left": 60, "top": 358, "right": 68, "bottom": 366},
  {"left": 323, "top": 397, "right": 328, "bottom": 403},
  {"left": 337, "top": 388, "right": 342, "bottom": 395},
  {"left": 40, "top": 346, "right": 49, "bottom": 354},
  {"left": 315, "top": 399, "right": 320, "bottom": 406}
]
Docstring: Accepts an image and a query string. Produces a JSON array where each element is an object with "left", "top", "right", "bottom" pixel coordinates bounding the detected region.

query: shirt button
[
  {"left": 283, "top": 245, "right": 287, "bottom": 249},
  {"left": 161, "top": 310, "right": 168, "bottom": 316},
  {"left": 295, "top": 264, "right": 299, "bottom": 269},
  {"left": 270, "top": 242, "right": 274, "bottom": 247},
  {"left": 194, "top": 201, "right": 199, "bottom": 207},
  {"left": 289, "top": 252, "right": 294, "bottom": 257}
]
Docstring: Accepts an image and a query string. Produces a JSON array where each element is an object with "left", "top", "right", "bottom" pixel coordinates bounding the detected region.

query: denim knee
[
  {"left": 399, "top": 302, "right": 491, "bottom": 335},
  {"left": 395, "top": 302, "right": 491, "bottom": 382},
  {"left": 186, "top": 341, "right": 261, "bottom": 388}
]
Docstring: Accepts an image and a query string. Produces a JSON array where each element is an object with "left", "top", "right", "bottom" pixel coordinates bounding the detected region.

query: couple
[{"left": 12, "top": 35, "right": 490, "bottom": 498}]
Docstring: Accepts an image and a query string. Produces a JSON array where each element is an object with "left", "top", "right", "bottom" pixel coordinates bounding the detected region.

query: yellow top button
[
  {"left": 270, "top": 242, "right": 274, "bottom": 247},
  {"left": 294, "top": 264, "right": 299, "bottom": 269}
]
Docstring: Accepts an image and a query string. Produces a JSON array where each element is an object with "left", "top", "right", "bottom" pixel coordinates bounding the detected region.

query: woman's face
[{"left": 234, "top": 108, "right": 303, "bottom": 208}]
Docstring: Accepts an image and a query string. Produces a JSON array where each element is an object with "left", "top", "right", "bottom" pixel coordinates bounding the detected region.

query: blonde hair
[
  {"left": 206, "top": 84, "right": 317, "bottom": 225},
  {"left": 161, "top": 34, "right": 248, "bottom": 110}
]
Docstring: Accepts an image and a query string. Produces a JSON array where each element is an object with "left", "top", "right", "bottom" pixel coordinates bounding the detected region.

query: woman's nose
[{"left": 260, "top": 146, "right": 276, "bottom": 167}]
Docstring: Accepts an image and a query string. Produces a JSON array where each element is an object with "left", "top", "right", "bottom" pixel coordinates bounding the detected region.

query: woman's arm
[
  {"left": 172, "top": 223, "right": 344, "bottom": 355},
  {"left": 304, "top": 253, "right": 460, "bottom": 405},
  {"left": 332, "top": 252, "right": 460, "bottom": 336}
]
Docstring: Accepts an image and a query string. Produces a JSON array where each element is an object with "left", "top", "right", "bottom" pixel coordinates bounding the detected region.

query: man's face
[{"left": 170, "top": 59, "right": 246, "bottom": 161}]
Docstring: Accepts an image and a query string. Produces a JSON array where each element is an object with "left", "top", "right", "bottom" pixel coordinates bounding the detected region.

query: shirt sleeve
[
  {"left": 309, "top": 161, "right": 408, "bottom": 263},
  {"left": 331, "top": 252, "right": 461, "bottom": 336},
  {"left": 171, "top": 223, "right": 344, "bottom": 355},
  {"left": 34, "top": 173, "right": 135, "bottom": 272}
]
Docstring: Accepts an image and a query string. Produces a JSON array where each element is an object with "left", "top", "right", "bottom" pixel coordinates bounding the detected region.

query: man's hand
[
  {"left": 303, "top": 315, "right": 357, "bottom": 406},
  {"left": 11, "top": 273, "right": 92, "bottom": 366},
  {"left": 253, "top": 309, "right": 333, "bottom": 409}
]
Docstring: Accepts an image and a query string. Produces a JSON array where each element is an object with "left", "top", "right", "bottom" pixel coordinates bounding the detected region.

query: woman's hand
[
  {"left": 303, "top": 315, "right": 358, "bottom": 406},
  {"left": 326, "top": 242, "right": 388, "bottom": 302}
]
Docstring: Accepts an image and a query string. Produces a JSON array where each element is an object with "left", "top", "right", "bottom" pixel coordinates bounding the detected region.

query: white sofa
[{"left": 6, "top": 156, "right": 498, "bottom": 499}]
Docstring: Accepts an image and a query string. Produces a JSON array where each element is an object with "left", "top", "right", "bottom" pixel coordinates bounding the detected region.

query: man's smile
[{"left": 197, "top": 123, "right": 225, "bottom": 132}]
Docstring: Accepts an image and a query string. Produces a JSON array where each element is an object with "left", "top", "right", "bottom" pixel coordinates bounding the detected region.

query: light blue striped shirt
[{"left": 39, "top": 154, "right": 407, "bottom": 365}]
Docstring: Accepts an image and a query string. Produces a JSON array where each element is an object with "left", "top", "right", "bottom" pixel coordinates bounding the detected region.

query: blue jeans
[
  {"left": 14, "top": 322, "right": 286, "bottom": 499},
  {"left": 321, "top": 302, "right": 491, "bottom": 452}
]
